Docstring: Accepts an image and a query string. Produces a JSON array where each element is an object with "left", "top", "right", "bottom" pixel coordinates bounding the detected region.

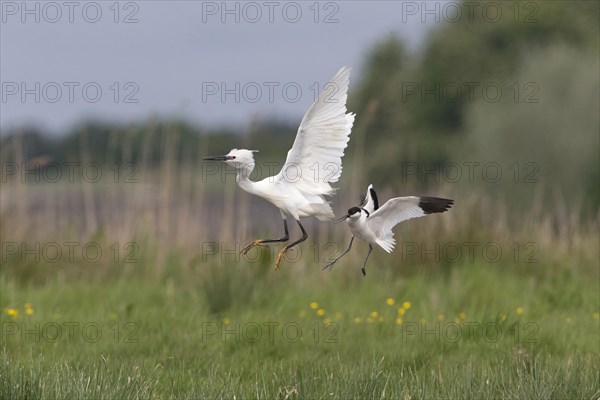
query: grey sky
[{"left": 1, "top": 1, "right": 441, "bottom": 135}]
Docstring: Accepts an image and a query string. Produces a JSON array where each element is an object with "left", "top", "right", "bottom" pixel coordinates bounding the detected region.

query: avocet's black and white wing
[
  {"left": 359, "top": 184, "right": 379, "bottom": 214},
  {"left": 366, "top": 196, "right": 453, "bottom": 253}
]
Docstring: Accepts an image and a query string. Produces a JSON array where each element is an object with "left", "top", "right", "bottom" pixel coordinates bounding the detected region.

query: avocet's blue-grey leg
[
  {"left": 361, "top": 244, "right": 373, "bottom": 276},
  {"left": 322, "top": 236, "right": 355, "bottom": 271}
]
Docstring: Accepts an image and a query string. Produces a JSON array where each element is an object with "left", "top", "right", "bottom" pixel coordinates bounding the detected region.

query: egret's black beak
[{"left": 203, "top": 155, "right": 234, "bottom": 161}]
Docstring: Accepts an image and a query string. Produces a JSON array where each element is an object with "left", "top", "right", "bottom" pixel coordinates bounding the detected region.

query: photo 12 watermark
[
  {"left": 397, "top": 1, "right": 539, "bottom": 24},
  {"left": 200, "top": 320, "right": 338, "bottom": 343},
  {"left": 400, "top": 161, "right": 540, "bottom": 184},
  {"left": 1, "top": 321, "right": 139, "bottom": 343},
  {"left": 1, "top": 241, "right": 140, "bottom": 264},
  {"left": 396, "top": 320, "right": 539, "bottom": 344},
  {"left": 400, "top": 241, "right": 539, "bottom": 264},
  {"left": 200, "top": 1, "right": 340, "bottom": 24},
  {"left": 1, "top": 162, "right": 140, "bottom": 184},
  {"left": 1, "top": 82, "right": 140, "bottom": 104},
  {"left": 401, "top": 81, "right": 540, "bottom": 104},
  {"left": 201, "top": 80, "right": 341, "bottom": 104},
  {"left": 1, "top": 1, "right": 140, "bottom": 24}
]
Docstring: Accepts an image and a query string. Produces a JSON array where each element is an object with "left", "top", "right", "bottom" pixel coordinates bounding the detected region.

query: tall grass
[{"left": 1, "top": 125, "right": 598, "bottom": 285}]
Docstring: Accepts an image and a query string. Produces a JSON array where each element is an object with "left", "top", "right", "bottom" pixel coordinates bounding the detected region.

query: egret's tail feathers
[{"left": 312, "top": 203, "right": 335, "bottom": 221}]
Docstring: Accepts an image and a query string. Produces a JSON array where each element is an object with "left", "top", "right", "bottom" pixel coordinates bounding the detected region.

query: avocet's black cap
[{"left": 347, "top": 207, "right": 362, "bottom": 216}]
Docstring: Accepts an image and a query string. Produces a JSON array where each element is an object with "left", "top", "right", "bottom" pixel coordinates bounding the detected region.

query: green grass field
[{"left": 2, "top": 249, "right": 599, "bottom": 399}]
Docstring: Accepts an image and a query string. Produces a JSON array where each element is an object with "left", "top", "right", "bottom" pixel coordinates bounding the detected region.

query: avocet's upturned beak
[
  {"left": 332, "top": 214, "right": 349, "bottom": 223},
  {"left": 203, "top": 155, "right": 234, "bottom": 161}
]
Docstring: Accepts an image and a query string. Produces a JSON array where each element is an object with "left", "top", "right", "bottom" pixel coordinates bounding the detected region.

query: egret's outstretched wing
[
  {"left": 359, "top": 184, "right": 379, "bottom": 213},
  {"left": 367, "top": 196, "right": 453, "bottom": 252},
  {"left": 276, "top": 66, "right": 355, "bottom": 196}
]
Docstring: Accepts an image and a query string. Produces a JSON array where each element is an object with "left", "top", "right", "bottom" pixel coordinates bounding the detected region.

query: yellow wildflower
[
  {"left": 459, "top": 312, "right": 466, "bottom": 320},
  {"left": 516, "top": 307, "right": 524, "bottom": 315},
  {"left": 353, "top": 317, "right": 362, "bottom": 324},
  {"left": 309, "top": 302, "right": 319, "bottom": 310},
  {"left": 402, "top": 301, "right": 411, "bottom": 309},
  {"left": 386, "top": 298, "right": 395, "bottom": 306},
  {"left": 317, "top": 308, "right": 325, "bottom": 317},
  {"left": 223, "top": 318, "right": 230, "bottom": 325},
  {"left": 395, "top": 318, "right": 403, "bottom": 325},
  {"left": 370, "top": 311, "right": 379, "bottom": 318},
  {"left": 398, "top": 308, "right": 406, "bottom": 316},
  {"left": 592, "top": 312, "right": 599, "bottom": 320}
]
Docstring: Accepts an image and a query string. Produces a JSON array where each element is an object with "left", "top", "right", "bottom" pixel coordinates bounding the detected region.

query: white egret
[
  {"left": 203, "top": 66, "right": 355, "bottom": 270},
  {"left": 325, "top": 184, "right": 453, "bottom": 275}
]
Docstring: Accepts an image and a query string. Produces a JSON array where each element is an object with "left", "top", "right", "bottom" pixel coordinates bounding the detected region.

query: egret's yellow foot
[
  {"left": 240, "top": 240, "right": 266, "bottom": 255},
  {"left": 275, "top": 248, "right": 288, "bottom": 271}
]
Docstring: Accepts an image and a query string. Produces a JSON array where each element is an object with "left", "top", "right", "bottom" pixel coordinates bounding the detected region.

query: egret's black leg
[
  {"left": 240, "top": 219, "right": 289, "bottom": 255},
  {"left": 360, "top": 244, "right": 373, "bottom": 276},
  {"left": 322, "top": 236, "right": 354, "bottom": 271},
  {"left": 275, "top": 220, "right": 308, "bottom": 270}
]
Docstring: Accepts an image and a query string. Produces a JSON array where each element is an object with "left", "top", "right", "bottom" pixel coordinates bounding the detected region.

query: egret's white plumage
[
  {"left": 204, "top": 66, "right": 355, "bottom": 270},
  {"left": 326, "top": 184, "right": 453, "bottom": 275}
]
